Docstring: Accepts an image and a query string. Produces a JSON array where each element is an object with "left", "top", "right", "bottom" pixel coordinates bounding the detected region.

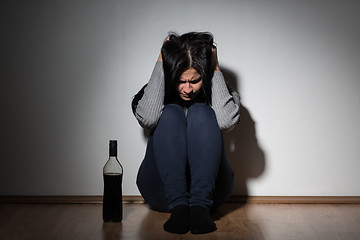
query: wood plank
[{"left": 1, "top": 203, "right": 359, "bottom": 240}]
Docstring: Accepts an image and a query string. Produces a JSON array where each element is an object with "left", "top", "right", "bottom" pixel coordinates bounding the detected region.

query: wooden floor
[{"left": 0, "top": 203, "right": 360, "bottom": 240}]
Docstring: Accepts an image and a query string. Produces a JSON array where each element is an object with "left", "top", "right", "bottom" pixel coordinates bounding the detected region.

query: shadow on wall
[{"left": 222, "top": 68, "right": 266, "bottom": 199}]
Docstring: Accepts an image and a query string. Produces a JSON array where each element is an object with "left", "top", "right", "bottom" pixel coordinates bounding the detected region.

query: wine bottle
[{"left": 103, "top": 140, "right": 123, "bottom": 222}]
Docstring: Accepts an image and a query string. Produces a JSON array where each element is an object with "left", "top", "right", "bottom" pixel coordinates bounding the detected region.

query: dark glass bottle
[{"left": 103, "top": 140, "right": 123, "bottom": 222}]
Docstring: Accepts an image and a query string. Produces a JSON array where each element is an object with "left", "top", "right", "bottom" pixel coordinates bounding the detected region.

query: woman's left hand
[{"left": 212, "top": 45, "right": 220, "bottom": 72}]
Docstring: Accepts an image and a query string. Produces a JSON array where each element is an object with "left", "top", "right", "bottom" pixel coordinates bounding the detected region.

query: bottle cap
[{"left": 109, "top": 140, "right": 117, "bottom": 156}]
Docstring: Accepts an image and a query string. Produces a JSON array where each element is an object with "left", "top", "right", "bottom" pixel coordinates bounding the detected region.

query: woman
[{"left": 131, "top": 32, "right": 240, "bottom": 234}]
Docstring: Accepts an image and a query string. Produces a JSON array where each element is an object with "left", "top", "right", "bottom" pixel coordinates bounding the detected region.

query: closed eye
[
  {"left": 190, "top": 78, "right": 202, "bottom": 84},
  {"left": 178, "top": 77, "right": 202, "bottom": 84}
]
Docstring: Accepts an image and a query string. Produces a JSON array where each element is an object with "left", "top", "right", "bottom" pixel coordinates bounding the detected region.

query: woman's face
[{"left": 177, "top": 68, "right": 203, "bottom": 101}]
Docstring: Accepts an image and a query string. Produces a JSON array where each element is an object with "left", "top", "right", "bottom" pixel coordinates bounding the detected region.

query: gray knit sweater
[{"left": 134, "top": 61, "right": 240, "bottom": 131}]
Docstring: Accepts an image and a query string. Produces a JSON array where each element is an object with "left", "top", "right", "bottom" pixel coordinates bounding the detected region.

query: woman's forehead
[{"left": 180, "top": 68, "right": 201, "bottom": 80}]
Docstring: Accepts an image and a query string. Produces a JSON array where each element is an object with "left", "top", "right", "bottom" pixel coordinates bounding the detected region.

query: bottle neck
[{"left": 109, "top": 147, "right": 117, "bottom": 157}]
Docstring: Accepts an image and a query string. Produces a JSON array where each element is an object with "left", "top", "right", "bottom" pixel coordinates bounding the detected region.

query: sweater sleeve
[
  {"left": 211, "top": 71, "right": 241, "bottom": 131},
  {"left": 134, "top": 61, "right": 165, "bottom": 129}
]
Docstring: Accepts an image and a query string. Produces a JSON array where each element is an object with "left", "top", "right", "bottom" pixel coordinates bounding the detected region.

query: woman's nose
[{"left": 184, "top": 83, "right": 192, "bottom": 93}]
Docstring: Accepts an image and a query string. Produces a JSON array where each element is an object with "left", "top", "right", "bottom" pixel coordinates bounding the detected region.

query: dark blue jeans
[{"left": 136, "top": 103, "right": 234, "bottom": 212}]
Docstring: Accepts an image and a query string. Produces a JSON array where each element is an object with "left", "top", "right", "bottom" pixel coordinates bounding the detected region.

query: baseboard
[
  {"left": 228, "top": 196, "right": 360, "bottom": 204},
  {"left": 0, "top": 195, "right": 140, "bottom": 204},
  {"left": 1, "top": 195, "right": 360, "bottom": 204}
]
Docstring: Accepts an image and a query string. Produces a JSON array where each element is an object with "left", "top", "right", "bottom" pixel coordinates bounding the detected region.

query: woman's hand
[
  {"left": 212, "top": 45, "right": 220, "bottom": 72},
  {"left": 157, "top": 50, "right": 163, "bottom": 61},
  {"left": 157, "top": 37, "right": 170, "bottom": 62}
]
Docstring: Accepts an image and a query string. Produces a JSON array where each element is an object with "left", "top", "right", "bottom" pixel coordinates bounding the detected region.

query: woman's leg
[
  {"left": 137, "top": 104, "right": 189, "bottom": 210},
  {"left": 136, "top": 117, "right": 233, "bottom": 212},
  {"left": 136, "top": 103, "right": 233, "bottom": 233},
  {"left": 136, "top": 134, "right": 168, "bottom": 212},
  {"left": 186, "top": 103, "right": 223, "bottom": 209},
  {"left": 137, "top": 104, "right": 190, "bottom": 233},
  {"left": 152, "top": 104, "right": 189, "bottom": 209},
  {"left": 186, "top": 103, "right": 234, "bottom": 234}
]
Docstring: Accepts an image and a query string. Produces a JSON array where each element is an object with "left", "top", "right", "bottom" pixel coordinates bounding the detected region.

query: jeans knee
[
  {"left": 163, "top": 104, "right": 184, "bottom": 116},
  {"left": 159, "top": 104, "right": 185, "bottom": 123},
  {"left": 187, "top": 103, "right": 217, "bottom": 124}
]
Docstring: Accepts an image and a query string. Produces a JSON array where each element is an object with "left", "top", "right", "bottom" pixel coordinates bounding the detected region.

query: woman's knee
[
  {"left": 159, "top": 104, "right": 185, "bottom": 123},
  {"left": 188, "top": 103, "right": 216, "bottom": 118},
  {"left": 163, "top": 104, "right": 184, "bottom": 114},
  {"left": 187, "top": 103, "right": 218, "bottom": 126}
]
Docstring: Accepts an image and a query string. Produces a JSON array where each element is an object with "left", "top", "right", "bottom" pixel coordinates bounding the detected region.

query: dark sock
[
  {"left": 189, "top": 205, "right": 217, "bottom": 234},
  {"left": 163, "top": 205, "right": 189, "bottom": 234}
]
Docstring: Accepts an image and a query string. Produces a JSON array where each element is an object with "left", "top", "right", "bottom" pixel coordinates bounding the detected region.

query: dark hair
[{"left": 161, "top": 32, "right": 215, "bottom": 105}]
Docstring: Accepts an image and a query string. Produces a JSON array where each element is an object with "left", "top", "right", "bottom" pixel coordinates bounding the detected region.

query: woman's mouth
[{"left": 183, "top": 92, "right": 193, "bottom": 99}]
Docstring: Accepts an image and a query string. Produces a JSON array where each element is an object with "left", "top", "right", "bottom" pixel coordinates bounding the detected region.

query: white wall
[{"left": 2, "top": 0, "right": 360, "bottom": 196}]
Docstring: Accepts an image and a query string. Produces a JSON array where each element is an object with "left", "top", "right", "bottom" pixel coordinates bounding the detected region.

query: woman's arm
[
  {"left": 133, "top": 37, "right": 169, "bottom": 129},
  {"left": 211, "top": 72, "right": 240, "bottom": 131},
  {"left": 133, "top": 61, "right": 165, "bottom": 129},
  {"left": 210, "top": 46, "right": 240, "bottom": 130}
]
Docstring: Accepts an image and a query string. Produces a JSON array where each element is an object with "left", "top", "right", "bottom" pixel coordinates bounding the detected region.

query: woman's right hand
[
  {"left": 157, "top": 52, "right": 163, "bottom": 61},
  {"left": 157, "top": 37, "right": 170, "bottom": 61}
]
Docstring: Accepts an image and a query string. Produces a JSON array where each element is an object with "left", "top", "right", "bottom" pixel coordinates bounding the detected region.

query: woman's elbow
[
  {"left": 218, "top": 112, "right": 240, "bottom": 131},
  {"left": 135, "top": 114, "right": 158, "bottom": 130}
]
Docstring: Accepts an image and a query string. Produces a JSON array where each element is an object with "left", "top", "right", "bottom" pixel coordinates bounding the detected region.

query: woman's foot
[
  {"left": 189, "top": 205, "right": 217, "bottom": 234},
  {"left": 163, "top": 205, "right": 189, "bottom": 234}
]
